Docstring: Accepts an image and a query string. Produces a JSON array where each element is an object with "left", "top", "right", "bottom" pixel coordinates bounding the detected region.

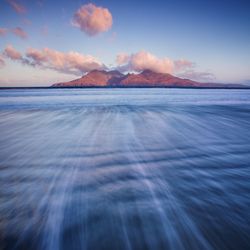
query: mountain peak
[
  {"left": 52, "top": 69, "right": 210, "bottom": 87},
  {"left": 88, "top": 69, "right": 106, "bottom": 74},
  {"left": 141, "top": 69, "right": 156, "bottom": 74},
  {"left": 87, "top": 69, "right": 123, "bottom": 76}
]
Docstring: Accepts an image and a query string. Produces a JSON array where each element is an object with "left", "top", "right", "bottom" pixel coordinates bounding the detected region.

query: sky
[{"left": 0, "top": 0, "right": 250, "bottom": 86}]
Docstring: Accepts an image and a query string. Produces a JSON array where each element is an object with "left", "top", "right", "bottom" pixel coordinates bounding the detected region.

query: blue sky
[{"left": 0, "top": 0, "right": 250, "bottom": 86}]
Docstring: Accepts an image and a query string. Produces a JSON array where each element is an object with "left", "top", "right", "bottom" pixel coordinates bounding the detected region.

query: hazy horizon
[{"left": 0, "top": 69, "right": 249, "bottom": 88}]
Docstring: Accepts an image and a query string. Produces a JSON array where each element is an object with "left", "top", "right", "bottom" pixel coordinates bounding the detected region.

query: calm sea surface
[{"left": 0, "top": 88, "right": 250, "bottom": 250}]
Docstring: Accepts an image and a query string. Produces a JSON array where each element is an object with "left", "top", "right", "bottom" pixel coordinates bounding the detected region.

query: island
[{"left": 52, "top": 69, "right": 246, "bottom": 88}]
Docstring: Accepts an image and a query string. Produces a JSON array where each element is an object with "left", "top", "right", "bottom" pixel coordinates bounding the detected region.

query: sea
[{"left": 0, "top": 88, "right": 250, "bottom": 250}]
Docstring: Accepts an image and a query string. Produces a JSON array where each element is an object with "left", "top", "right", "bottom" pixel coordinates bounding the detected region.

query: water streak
[{"left": 0, "top": 88, "right": 250, "bottom": 250}]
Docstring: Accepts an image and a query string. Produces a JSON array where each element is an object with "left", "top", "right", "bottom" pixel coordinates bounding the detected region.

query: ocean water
[{"left": 0, "top": 88, "right": 250, "bottom": 250}]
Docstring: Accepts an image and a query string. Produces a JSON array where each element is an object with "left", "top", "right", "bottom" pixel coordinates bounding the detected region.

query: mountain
[
  {"left": 117, "top": 69, "right": 200, "bottom": 87},
  {"left": 52, "top": 70, "right": 246, "bottom": 88},
  {"left": 53, "top": 70, "right": 123, "bottom": 87}
]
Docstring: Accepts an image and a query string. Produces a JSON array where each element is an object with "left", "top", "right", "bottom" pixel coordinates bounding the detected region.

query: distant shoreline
[{"left": 0, "top": 86, "right": 250, "bottom": 90}]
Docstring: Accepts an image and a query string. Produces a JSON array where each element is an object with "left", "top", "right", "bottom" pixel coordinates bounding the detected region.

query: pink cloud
[
  {"left": 73, "top": 3, "right": 113, "bottom": 36},
  {"left": 0, "top": 28, "right": 8, "bottom": 36},
  {"left": 3, "top": 44, "right": 22, "bottom": 60},
  {"left": 12, "top": 27, "right": 27, "bottom": 39},
  {"left": 8, "top": 0, "right": 27, "bottom": 14},
  {"left": 3, "top": 45, "right": 31, "bottom": 65},
  {"left": 26, "top": 48, "right": 46, "bottom": 64},
  {"left": 2, "top": 45, "right": 215, "bottom": 81},
  {"left": 116, "top": 53, "right": 130, "bottom": 65},
  {"left": 3, "top": 45, "right": 105, "bottom": 75},
  {"left": 116, "top": 51, "right": 174, "bottom": 74},
  {"left": 115, "top": 50, "right": 214, "bottom": 81},
  {"left": 24, "top": 47, "right": 105, "bottom": 75},
  {"left": 27, "top": 48, "right": 105, "bottom": 74}
]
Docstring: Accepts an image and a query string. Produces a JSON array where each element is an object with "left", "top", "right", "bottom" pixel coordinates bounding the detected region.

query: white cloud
[
  {"left": 2, "top": 45, "right": 215, "bottom": 82},
  {"left": 115, "top": 50, "right": 214, "bottom": 81},
  {"left": 3, "top": 45, "right": 105, "bottom": 75},
  {"left": 3, "top": 44, "right": 22, "bottom": 60},
  {"left": 72, "top": 3, "right": 113, "bottom": 36},
  {"left": 116, "top": 51, "right": 174, "bottom": 73},
  {"left": 26, "top": 47, "right": 105, "bottom": 74}
]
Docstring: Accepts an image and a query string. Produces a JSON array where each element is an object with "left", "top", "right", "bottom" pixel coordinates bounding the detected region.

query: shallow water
[{"left": 0, "top": 88, "right": 250, "bottom": 250}]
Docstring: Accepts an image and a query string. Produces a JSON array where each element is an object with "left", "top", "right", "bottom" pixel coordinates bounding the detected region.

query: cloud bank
[
  {"left": 116, "top": 51, "right": 214, "bottom": 81},
  {"left": 2, "top": 46, "right": 214, "bottom": 81},
  {"left": 116, "top": 51, "right": 174, "bottom": 73},
  {"left": 73, "top": 3, "right": 112, "bottom": 36},
  {"left": 26, "top": 48, "right": 105, "bottom": 74},
  {"left": 3, "top": 45, "right": 105, "bottom": 75},
  {"left": 7, "top": 0, "right": 27, "bottom": 14},
  {"left": 116, "top": 51, "right": 195, "bottom": 74}
]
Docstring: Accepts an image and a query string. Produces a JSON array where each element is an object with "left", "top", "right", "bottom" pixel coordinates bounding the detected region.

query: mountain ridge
[{"left": 52, "top": 70, "right": 246, "bottom": 88}]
